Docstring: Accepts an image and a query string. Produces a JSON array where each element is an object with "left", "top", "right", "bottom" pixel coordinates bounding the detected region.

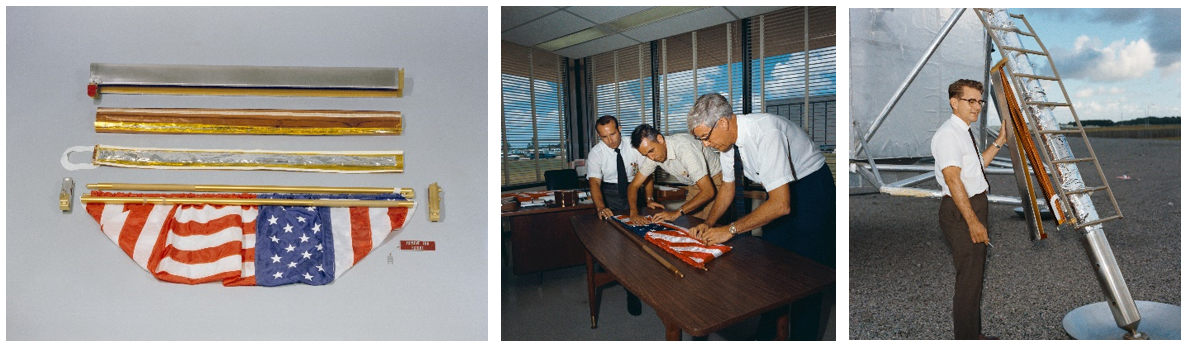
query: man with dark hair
[
  {"left": 685, "top": 93, "right": 834, "bottom": 340},
  {"left": 931, "top": 79, "right": 1007, "bottom": 340},
  {"left": 622, "top": 123, "right": 724, "bottom": 226},
  {"left": 586, "top": 115, "right": 650, "bottom": 315}
]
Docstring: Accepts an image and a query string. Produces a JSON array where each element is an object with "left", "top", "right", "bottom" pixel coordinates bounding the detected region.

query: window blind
[{"left": 501, "top": 41, "right": 568, "bottom": 186}]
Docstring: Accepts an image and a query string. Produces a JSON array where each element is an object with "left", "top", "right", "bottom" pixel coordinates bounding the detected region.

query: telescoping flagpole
[{"left": 87, "top": 183, "right": 415, "bottom": 199}]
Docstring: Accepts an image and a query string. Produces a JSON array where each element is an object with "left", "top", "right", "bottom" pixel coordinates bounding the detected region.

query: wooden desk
[
  {"left": 502, "top": 204, "right": 595, "bottom": 275},
  {"left": 570, "top": 211, "right": 834, "bottom": 340}
]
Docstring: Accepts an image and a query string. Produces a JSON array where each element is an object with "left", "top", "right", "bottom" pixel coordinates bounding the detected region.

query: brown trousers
[
  {"left": 939, "top": 192, "right": 989, "bottom": 340},
  {"left": 683, "top": 173, "right": 724, "bottom": 222}
]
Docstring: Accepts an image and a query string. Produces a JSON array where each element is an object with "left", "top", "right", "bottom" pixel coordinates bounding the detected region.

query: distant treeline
[{"left": 1073, "top": 116, "right": 1181, "bottom": 127}]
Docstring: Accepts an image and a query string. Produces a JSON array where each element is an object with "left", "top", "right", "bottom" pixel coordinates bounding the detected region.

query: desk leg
[
  {"left": 585, "top": 250, "right": 600, "bottom": 329},
  {"left": 775, "top": 304, "right": 790, "bottom": 341},
  {"left": 663, "top": 320, "right": 682, "bottom": 341}
]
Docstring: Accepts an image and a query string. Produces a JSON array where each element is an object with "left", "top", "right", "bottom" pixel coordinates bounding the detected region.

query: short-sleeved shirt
[
  {"left": 587, "top": 139, "right": 642, "bottom": 184},
  {"left": 931, "top": 114, "right": 988, "bottom": 197},
  {"left": 719, "top": 113, "right": 826, "bottom": 192},
  {"left": 637, "top": 133, "right": 721, "bottom": 186}
]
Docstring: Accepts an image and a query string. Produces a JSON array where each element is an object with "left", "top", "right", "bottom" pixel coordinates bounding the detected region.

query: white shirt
[
  {"left": 932, "top": 114, "right": 989, "bottom": 197},
  {"left": 719, "top": 113, "right": 826, "bottom": 192},
  {"left": 638, "top": 133, "right": 722, "bottom": 186},
  {"left": 586, "top": 139, "right": 642, "bottom": 184}
]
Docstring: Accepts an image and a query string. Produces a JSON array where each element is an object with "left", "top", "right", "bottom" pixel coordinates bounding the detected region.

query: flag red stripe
[
  {"left": 116, "top": 204, "right": 155, "bottom": 259},
  {"left": 154, "top": 270, "right": 242, "bottom": 285},
  {"left": 223, "top": 275, "right": 256, "bottom": 287},
  {"left": 170, "top": 215, "right": 246, "bottom": 237},
  {"left": 349, "top": 207, "right": 373, "bottom": 265},
  {"left": 161, "top": 241, "right": 242, "bottom": 264},
  {"left": 146, "top": 205, "right": 180, "bottom": 275},
  {"left": 86, "top": 203, "right": 105, "bottom": 224},
  {"left": 243, "top": 247, "right": 255, "bottom": 262},
  {"left": 387, "top": 207, "right": 407, "bottom": 230}
]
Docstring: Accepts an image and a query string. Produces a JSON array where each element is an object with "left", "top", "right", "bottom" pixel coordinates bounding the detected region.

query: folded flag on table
[
  {"left": 611, "top": 215, "right": 731, "bottom": 269},
  {"left": 85, "top": 191, "right": 414, "bottom": 286}
]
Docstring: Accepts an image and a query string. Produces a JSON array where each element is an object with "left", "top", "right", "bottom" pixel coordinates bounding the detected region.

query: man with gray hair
[{"left": 686, "top": 92, "right": 834, "bottom": 340}]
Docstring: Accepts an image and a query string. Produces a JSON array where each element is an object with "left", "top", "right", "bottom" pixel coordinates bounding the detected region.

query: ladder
[
  {"left": 974, "top": 8, "right": 1143, "bottom": 337},
  {"left": 973, "top": 8, "right": 1123, "bottom": 231}
]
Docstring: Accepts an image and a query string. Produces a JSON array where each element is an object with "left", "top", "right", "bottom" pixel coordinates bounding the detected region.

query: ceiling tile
[
  {"left": 564, "top": 6, "right": 652, "bottom": 24},
  {"left": 501, "top": 6, "right": 562, "bottom": 32},
  {"left": 723, "top": 6, "right": 789, "bottom": 20},
  {"left": 502, "top": 11, "right": 596, "bottom": 47},
  {"left": 619, "top": 7, "right": 736, "bottom": 44},
  {"left": 553, "top": 34, "right": 641, "bottom": 59}
]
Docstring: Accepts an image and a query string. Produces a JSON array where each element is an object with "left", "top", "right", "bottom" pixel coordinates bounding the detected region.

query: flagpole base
[{"left": 1063, "top": 301, "right": 1180, "bottom": 340}]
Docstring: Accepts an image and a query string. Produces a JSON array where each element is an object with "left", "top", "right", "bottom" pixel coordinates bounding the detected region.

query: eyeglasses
[
  {"left": 958, "top": 98, "right": 986, "bottom": 106},
  {"left": 694, "top": 122, "right": 718, "bottom": 141}
]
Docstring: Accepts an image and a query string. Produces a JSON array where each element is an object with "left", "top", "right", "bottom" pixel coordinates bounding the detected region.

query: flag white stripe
[
  {"left": 329, "top": 207, "right": 354, "bottom": 279},
  {"left": 98, "top": 204, "right": 128, "bottom": 245},
  {"left": 646, "top": 232, "right": 703, "bottom": 245},
  {"left": 155, "top": 255, "right": 241, "bottom": 280},
  {"left": 668, "top": 245, "right": 728, "bottom": 257},
  {"left": 369, "top": 208, "right": 392, "bottom": 251},
  {"left": 399, "top": 205, "right": 416, "bottom": 230},
  {"left": 243, "top": 233, "right": 256, "bottom": 250},
  {"left": 173, "top": 205, "right": 244, "bottom": 224},
  {"left": 132, "top": 205, "right": 175, "bottom": 269},
  {"left": 240, "top": 207, "right": 258, "bottom": 223},
  {"left": 242, "top": 262, "right": 255, "bottom": 277},
  {"left": 168, "top": 227, "right": 243, "bottom": 251}
]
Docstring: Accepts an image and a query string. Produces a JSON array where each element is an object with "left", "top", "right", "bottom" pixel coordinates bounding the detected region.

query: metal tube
[
  {"left": 1083, "top": 227, "right": 1142, "bottom": 331},
  {"left": 81, "top": 195, "right": 414, "bottom": 208},
  {"left": 857, "top": 8, "right": 967, "bottom": 154},
  {"left": 854, "top": 163, "right": 1014, "bottom": 174},
  {"left": 88, "top": 183, "right": 413, "bottom": 198}
]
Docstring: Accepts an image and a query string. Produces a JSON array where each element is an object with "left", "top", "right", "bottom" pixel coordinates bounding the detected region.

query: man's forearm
[
  {"left": 626, "top": 175, "right": 647, "bottom": 215},
  {"left": 704, "top": 180, "right": 735, "bottom": 226},
  {"left": 730, "top": 184, "right": 790, "bottom": 233},
  {"left": 589, "top": 179, "right": 606, "bottom": 210},
  {"left": 681, "top": 176, "right": 716, "bottom": 213},
  {"left": 944, "top": 171, "right": 981, "bottom": 226}
]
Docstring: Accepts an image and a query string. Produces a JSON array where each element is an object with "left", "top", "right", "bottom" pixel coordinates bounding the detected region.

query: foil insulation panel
[
  {"left": 91, "top": 145, "right": 403, "bottom": 173},
  {"left": 849, "top": 8, "right": 988, "bottom": 159}
]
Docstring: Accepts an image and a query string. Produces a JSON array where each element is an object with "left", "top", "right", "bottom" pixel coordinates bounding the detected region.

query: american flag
[
  {"left": 85, "top": 191, "right": 414, "bottom": 286},
  {"left": 611, "top": 215, "right": 731, "bottom": 269}
]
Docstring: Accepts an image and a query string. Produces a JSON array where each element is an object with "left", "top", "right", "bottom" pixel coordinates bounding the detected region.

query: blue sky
[{"left": 1013, "top": 8, "right": 1180, "bottom": 122}]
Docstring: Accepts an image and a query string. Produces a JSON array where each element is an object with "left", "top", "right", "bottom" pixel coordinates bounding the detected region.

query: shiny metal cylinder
[{"left": 1082, "top": 226, "right": 1142, "bottom": 331}]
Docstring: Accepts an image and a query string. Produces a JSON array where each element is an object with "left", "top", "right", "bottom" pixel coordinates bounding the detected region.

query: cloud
[
  {"left": 1074, "top": 86, "right": 1126, "bottom": 98},
  {"left": 1022, "top": 8, "right": 1180, "bottom": 68},
  {"left": 1054, "top": 35, "right": 1156, "bottom": 82}
]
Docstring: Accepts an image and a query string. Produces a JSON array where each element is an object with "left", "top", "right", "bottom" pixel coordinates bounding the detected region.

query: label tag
[{"left": 400, "top": 240, "right": 436, "bottom": 251}]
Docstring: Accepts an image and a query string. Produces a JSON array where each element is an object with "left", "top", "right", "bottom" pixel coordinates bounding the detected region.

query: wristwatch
[
  {"left": 678, "top": 207, "right": 685, "bottom": 216},
  {"left": 729, "top": 223, "right": 737, "bottom": 235}
]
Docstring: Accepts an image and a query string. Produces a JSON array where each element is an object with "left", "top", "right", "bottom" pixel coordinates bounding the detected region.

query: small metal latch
[
  {"left": 60, "top": 177, "right": 74, "bottom": 211},
  {"left": 428, "top": 182, "right": 442, "bottom": 222}
]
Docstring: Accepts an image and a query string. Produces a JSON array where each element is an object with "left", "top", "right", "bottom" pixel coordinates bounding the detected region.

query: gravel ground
[{"left": 849, "top": 137, "right": 1181, "bottom": 340}]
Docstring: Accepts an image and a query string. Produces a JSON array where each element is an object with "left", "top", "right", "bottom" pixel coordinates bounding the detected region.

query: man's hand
[
  {"left": 691, "top": 225, "right": 732, "bottom": 245},
  {"left": 598, "top": 207, "right": 614, "bottom": 220},
  {"left": 651, "top": 210, "right": 681, "bottom": 223},
  {"left": 969, "top": 220, "right": 989, "bottom": 244},
  {"left": 627, "top": 213, "right": 649, "bottom": 226},
  {"left": 646, "top": 200, "right": 664, "bottom": 210}
]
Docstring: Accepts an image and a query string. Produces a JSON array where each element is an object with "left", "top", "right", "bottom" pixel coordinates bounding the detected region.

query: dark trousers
[
  {"left": 599, "top": 182, "right": 644, "bottom": 212},
  {"left": 759, "top": 164, "right": 835, "bottom": 340},
  {"left": 939, "top": 192, "right": 989, "bottom": 340}
]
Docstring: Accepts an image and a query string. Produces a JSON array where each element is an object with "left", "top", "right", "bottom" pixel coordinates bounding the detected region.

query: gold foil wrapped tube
[{"left": 95, "top": 108, "right": 401, "bottom": 135}]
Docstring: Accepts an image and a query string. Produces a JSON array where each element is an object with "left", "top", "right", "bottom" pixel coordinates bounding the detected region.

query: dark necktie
[
  {"left": 967, "top": 128, "right": 989, "bottom": 192},
  {"left": 615, "top": 148, "right": 628, "bottom": 198}
]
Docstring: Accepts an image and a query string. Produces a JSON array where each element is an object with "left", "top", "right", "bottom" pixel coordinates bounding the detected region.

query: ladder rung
[
  {"left": 1074, "top": 215, "right": 1123, "bottom": 230},
  {"left": 1014, "top": 73, "right": 1057, "bottom": 80},
  {"left": 986, "top": 25, "right": 1035, "bottom": 37},
  {"left": 1065, "top": 186, "right": 1107, "bottom": 196},
  {"left": 1052, "top": 157, "right": 1094, "bottom": 164},
  {"left": 1038, "top": 129, "right": 1083, "bottom": 135},
  {"left": 1010, "top": 14, "right": 1025, "bottom": 19},
  {"left": 1001, "top": 45, "right": 1047, "bottom": 56},
  {"left": 1027, "top": 101, "right": 1070, "bottom": 107}
]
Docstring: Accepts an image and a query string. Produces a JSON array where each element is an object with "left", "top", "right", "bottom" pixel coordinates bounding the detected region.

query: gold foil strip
[
  {"left": 96, "top": 86, "right": 399, "bottom": 98},
  {"left": 95, "top": 108, "right": 402, "bottom": 135},
  {"left": 94, "top": 121, "right": 401, "bottom": 135},
  {"left": 91, "top": 145, "right": 403, "bottom": 173}
]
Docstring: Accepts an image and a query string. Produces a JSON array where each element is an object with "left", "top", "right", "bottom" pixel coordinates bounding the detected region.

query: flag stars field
[
  {"left": 300, "top": 233, "right": 310, "bottom": 243},
  {"left": 283, "top": 224, "right": 294, "bottom": 233},
  {"left": 271, "top": 254, "right": 282, "bottom": 263},
  {"left": 285, "top": 244, "right": 295, "bottom": 252},
  {"left": 297, "top": 216, "right": 306, "bottom": 223},
  {"left": 302, "top": 251, "right": 312, "bottom": 259},
  {"left": 268, "top": 215, "right": 278, "bottom": 225},
  {"left": 288, "top": 261, "right": 297, "bottom": 268},
  {"left": 312, "top": 223, "right": 321, "bottom": 234}
]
